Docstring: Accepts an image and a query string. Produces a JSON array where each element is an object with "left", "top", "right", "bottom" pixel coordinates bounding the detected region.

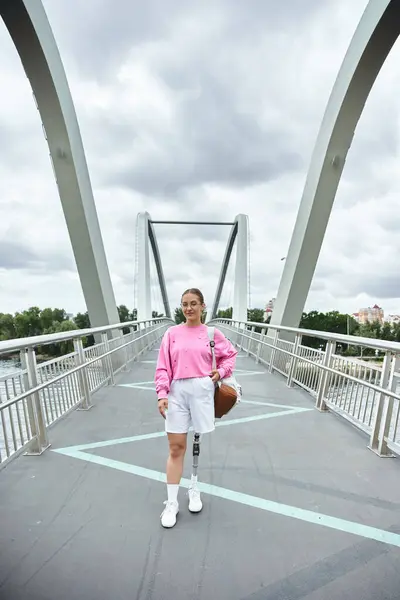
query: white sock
[
  {"left": 167, "top": 484, "right": 179, "bottom": 503},
  {"left": 191, "top": 474, "right": 198, "bottom": 485}
]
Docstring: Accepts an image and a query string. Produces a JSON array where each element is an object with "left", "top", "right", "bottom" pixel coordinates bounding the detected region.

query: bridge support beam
[
  {"left": 136, "top": 212, "right": 152, "bottom": 321},
  {"left": 232, "top": 214, "right": 248, "bottom": 323},
  {"left": 207, "top": 214, "right": 248, "bottom": 322},
  {"left": 1, "top": 0, "right": 119, "bottom": 329},
  {"left": 271, "top": 0, "right": 400, "bottom": 329}
]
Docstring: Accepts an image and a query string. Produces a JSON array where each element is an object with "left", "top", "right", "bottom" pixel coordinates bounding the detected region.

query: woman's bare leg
[
  {"left": 166, "top": 432, "right": 187, "bottom": 484},
  {"left": 161, "top": 433, "right": 187, "bottom": 527}
]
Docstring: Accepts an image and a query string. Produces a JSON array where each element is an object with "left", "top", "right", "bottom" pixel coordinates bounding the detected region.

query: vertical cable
[
  {"left": 133, "top": 214, "right": 139, "bottom": 316},
  {"left": 247, "top": 215, "right": 251, "bottom": 310}
]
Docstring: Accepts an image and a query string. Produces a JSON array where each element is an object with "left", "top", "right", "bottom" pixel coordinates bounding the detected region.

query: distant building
[
  {"left": 356, "top": 304, "right": 384, "bottom": 324},
  {"left": 264, "top": 298, "right": 275, "bottom": 321},
  {"left": 385, "top": 314, "right": 400, "bottom": 325}
]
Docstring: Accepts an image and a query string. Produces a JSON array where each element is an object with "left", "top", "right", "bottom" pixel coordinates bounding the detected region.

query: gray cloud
[
  {"left": 102, "top": 77, "right": 301, "bottom": 195},
  {"left": 0, "top": 121, "right": 48, "bottom": 170},
  {"left": 0, "top": 241, "right": 38, "bottom": 269},
  {"left": 3, "top": 0, "right": 400, "bottom": 319},
  {"left": 44, "top": 0, "right": 306, "bottom": 197},
  {"left": 375, "top": 210, "right": 400, "bottom": 233},
  {"left": 43, "top": 0, "right": 326, "bottom": 79},
  {"left": 154, "top": 223, "right": 230, "bottom": 244},
  {"left": 0, "top": 240, "right": 74, "bottom": 273},
  {"left": 42, "top": 0, "right": 186, "bottom": 80},
  {"left": 343, "top": 116, "right": 399, "bottom": 186},
  {"left": 346, "top": 274, "right": 400, "bottom": 300}
]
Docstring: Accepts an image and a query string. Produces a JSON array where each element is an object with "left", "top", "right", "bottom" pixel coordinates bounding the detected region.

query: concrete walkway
[{"left": 0, "top": 347, "right": 400, "bottom": 600}]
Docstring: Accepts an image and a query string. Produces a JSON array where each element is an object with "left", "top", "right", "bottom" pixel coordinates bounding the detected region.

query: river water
[{"left": 0, "top": 359, "right": 21, "bottom": 378}]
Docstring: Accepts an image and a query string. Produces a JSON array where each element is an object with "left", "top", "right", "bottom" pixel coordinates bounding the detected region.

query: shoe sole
[{"left": 188, "top": 504, "right": 203, "bottom": 513}]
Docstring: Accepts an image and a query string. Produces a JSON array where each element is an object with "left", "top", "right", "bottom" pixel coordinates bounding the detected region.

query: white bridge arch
[
  {"left": 1, "top": 0, "right": 119, "bottom": 328},
  {"left": 272, "top": 0, "right": 400, "bottom": 328}
]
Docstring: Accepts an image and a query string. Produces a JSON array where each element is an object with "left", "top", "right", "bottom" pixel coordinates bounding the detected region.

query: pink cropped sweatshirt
[{"left": 155, "top": 324, "right": 238, "bottom": 399}]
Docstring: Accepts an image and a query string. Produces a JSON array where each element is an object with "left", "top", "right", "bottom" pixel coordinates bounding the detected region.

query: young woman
[{"left": 155, "top": 288, "right": 238, "bottom": 528}]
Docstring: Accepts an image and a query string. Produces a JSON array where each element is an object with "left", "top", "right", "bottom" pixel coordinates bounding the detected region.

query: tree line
[
  {"left": 0, "top": 305, "right": 160, "bottom": 359},
  {"left": 298, "top": 310, "right": 400, "bottom": 355},
  {"left": 212, "top": 308, "right": 400, "bottom": 355},
  {"left": 1, "top": 305, "right": 399, "bottom": 359}
]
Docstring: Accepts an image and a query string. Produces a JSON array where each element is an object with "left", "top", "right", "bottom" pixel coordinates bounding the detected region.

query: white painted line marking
[
  {"left": 54, "top": 449, "right": 400, "bottom": 549},
  {"left": 53, "top": 405, "right": 311, "bottom": 453}
]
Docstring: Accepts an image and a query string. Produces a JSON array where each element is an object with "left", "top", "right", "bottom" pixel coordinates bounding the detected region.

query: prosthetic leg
[
  {"left": 191, "top": 432, "right": 200, "bottom": 484},
  {"left": 189, "top": 432, "right": 203, "bottom": 512}
]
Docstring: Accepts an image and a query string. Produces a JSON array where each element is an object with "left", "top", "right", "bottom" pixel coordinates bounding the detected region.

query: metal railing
[
  {"left": 210, "top": 318, "right": 400, "bottom": 458},
  {"left": 0, "top": 317, "right": 174, "bottom": 469}
]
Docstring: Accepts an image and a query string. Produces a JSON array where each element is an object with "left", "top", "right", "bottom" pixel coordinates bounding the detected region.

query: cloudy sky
[{"left": 1, "top": 0, "right": 400, "bottom": 321}]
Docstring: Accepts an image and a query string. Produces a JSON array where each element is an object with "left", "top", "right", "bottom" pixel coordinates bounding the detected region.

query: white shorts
[{"left": 166, "top": 376, "right": 215, "bottom": 435}]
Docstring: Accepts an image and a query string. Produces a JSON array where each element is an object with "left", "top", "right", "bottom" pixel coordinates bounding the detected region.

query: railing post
[
  {"left": 144, "top": 323, "right": 151, "bottom": 352},
  {"left": 238, "top": 323, "right": 245, "bottom": 350},
  {"left": 256, "top": 328, "right": 266, "bottom": 364},
  {"left": 21, "top": 347, "right": 50, "bottom": 455},
  {"left": 120, "top": 331, "right": 129, "bottom": 371},
  {"left": 368, "top": 351, "right": 393, "bottom": 456},
  {"left": 373, "top": 354, "right": 399, "bottom": 457},
  {"left": 268, "top": 330, "right": 279, "bottom": 373},
  {"left": 73, "top": 338, "right": 92, "bottom": 411},
  {"left": 315, "top": 340, "right": 336, "bottom": 411},
  {"left": 101, "top": 333, "right": 115, "bottom": 385},
  {"left": 128, "top": 327, "right": 135, "bottom": 364},
  {"left": 287, "top": 333, "right": 302, "bottom": 387},
  {"left": 139, "top": 323, "right": 144, "bottom": 354},
  {"left": 234, "top": 322, "right": 240, "bottom": 347},
  {"left": 247, "top": 326, "right": 255, "bottom": 355}
]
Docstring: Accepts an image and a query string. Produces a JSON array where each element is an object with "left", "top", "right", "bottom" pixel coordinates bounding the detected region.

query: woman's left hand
[{"left": 210, "top": 369, "right": 220, "bottom": 383}]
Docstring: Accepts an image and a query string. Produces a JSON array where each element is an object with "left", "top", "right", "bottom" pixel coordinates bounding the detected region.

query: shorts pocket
[{"left": 200, "top": 376, "right": 215, "bottom": 392}]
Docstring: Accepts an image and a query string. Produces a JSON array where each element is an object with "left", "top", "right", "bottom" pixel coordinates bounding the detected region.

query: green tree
[
  {"left": 217, "top": 307, "right": 232, "bottom": 319},
  {"left": 392, "top": 322, "right": 400, "bottom": 343},
  {"left": 118, "top": 304, "right": 131, "bottom": 335},
  {"left": 117, "top": 304, "right": 130, "bottom": 323},
  {"left": 0, "top": 313, "right": 16, "bottom": 340},
  {"left": 246, "top": 308, "right": 265, "bottom": 333},
  {"left": 73, "top": 311, "right": 94, "bottom": 347},
  {"left": 38, "top": 319, "right": 79, "bottom": 357},
  {"left": 299, "top": 310, "right": 357, "bottom": 350},
  {"left": 74, "top": 311, "right": 90, "bottom": 330},
  {"left": 174, "top": 307, "right": 185, "bottom": 324},
  {"left": 248, "top": 308, "right": 265, "bottom": 324},
  {"left": 353, "top": 321, "right": 383, "bottom": 356},
  {"left": 40, "top": 308, "right": 67, "bottom": 331},
  {"left": 13, "top": 307, "right": 42, "bottom": 338},
  {"left": 380, "top": 322, "right": 393, "bottom": 341}
]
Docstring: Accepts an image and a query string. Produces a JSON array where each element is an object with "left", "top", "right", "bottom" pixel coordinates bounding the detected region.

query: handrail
[
  {"left": 0, "top": 319, "right": 173, "bottom": 468},
  {"left": 215, "top": 322, "right": 400, "bottom": 402},
  {"left": 0, "top": 317, "right": 174, "bottom": 355},
  {"left": 0, "top": 323, "right": 168, "bottom": 412},
  {"left": 213, "top": 318, "right": 400, "bottom": 354},
  {"left": 210, "top": 319, "right": 400, "bottom": 457}
]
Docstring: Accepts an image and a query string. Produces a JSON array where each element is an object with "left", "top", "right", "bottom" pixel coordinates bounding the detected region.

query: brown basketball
[{"left": 214, "top": 383, "right": 238, "bottom": 418}]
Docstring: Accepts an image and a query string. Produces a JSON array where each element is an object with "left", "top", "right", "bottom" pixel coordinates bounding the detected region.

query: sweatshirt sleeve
[
  {"left": 155, "top": 329, "right": 172, "bottom": 399},
  {"left": 214, "top": 328, "right": 238, "bottom": 380}
]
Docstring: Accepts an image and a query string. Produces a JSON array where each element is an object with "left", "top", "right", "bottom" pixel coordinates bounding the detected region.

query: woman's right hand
[{"left": 158, "top": 398, "right": 168, "bottom": 419}]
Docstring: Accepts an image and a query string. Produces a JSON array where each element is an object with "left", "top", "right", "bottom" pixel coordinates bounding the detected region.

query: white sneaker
[
  {"left": 160, "top": 500, "right": 179, "bottom": 528},
  {"left": 188, "top": 486, "right": 203, "bottom": 513}
]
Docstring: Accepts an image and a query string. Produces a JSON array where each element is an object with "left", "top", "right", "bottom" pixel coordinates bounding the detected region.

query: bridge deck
[{"left": 1, "top": 348, "right": 400, "bottom": 600}]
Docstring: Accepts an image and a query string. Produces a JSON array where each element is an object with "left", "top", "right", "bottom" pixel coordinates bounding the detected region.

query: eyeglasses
[{"left": 181, "top": 302, "right": 201, "bottom": 308}]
